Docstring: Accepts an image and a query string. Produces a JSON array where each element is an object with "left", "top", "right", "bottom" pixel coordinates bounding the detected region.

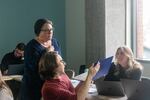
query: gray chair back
[{"left": 129, "top": 77, "right": 150, "bottom": 100}]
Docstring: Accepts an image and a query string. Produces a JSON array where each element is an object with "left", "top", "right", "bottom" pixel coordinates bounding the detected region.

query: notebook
[
  {"left": 73, "top": 72, "right": 88, "bottom": 81},
  {"left": 92, "top": 56, "right": 113, "bottom": 80},
  {"left": 74, "top": 56, "right": 113, "bottom": 81},
  {"left": 95, "top": 78, "right": 125, "bottom": 96},
  {"left": 7, "top": 64, "right": 24, "bottom": 75}
]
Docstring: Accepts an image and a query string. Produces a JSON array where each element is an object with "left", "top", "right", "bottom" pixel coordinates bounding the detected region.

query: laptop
[
  {"left": 92, "top": 56, "right": 113, "bottom": 80},
  {"left": 7, "top": 64, "right": 25, "bottom": 75},
  {"left": 121, "top": 79, "right": 140, "bottom": 99},
  {"left": 95, "top": 78, "right": 125, "bottom": 96},
  {"left": 126, "top": 77, "right": 150, "bottom": 100}
]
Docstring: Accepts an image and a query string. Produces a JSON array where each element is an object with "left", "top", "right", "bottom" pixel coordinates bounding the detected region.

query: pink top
[{"left": 42, "top": 74, "right": 77, "bottom": 100}]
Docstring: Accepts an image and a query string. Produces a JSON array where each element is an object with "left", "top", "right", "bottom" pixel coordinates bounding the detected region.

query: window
[
  {"left": 128, "top": 0, "right": 150, "bottom": 60},
  {"left": 143, "top": 0, "right": 150, "bottom": 59}
]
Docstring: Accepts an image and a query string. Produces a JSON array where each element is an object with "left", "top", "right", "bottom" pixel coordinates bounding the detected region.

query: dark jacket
[
  {"left": 20, "top": 38, "right": 61, "bottom": 100},
  {"left": 105, "top": 63, "right": 142, "bottom": 81}
]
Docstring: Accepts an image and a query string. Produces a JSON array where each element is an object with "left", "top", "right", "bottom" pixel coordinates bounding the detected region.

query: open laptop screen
[
  {"left": 121, "top": 79, "right": 140, "bottom": 98},
  {"left": 95, "top": 78, "right": 125, "bottom": 96},
  {"left": 7, "top": 64, "right": 24, "bottom": 75}
]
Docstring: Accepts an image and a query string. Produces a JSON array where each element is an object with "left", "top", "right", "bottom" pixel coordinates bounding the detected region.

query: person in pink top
[{"left": 39, "top": 51, "right": 100, "bottom": 100}]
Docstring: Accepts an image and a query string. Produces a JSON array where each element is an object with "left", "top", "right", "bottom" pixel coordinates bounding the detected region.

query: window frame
[{"left": 126, "top": 0, "right": 150, "bottom": 60}]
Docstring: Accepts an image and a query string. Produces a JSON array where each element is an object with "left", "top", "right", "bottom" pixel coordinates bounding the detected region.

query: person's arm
[
  {"left": 130, "top": 68, "right": 142, "bottom": 80},
  {"left": 75, "top": 63, "right": 100, "bottom": 100}
]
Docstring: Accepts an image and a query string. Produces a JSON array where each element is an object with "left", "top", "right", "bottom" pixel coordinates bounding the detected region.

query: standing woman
[
  {"left": 105, "top": 46, "right": 143, "bottom": 81},
  {"left": 20, "top": 18, "right": 61, "bottom": 100},
  {"left": 0, "top": 71, "right": 13, "bottom": 100}
]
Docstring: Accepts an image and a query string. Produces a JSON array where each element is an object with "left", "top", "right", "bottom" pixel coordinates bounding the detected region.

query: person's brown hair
[
  {"left": 39, "top": 52, "right": 59, "bottom": 80},
  {"left": 34, "top": 18, "right": 53, "bottom": 36}
]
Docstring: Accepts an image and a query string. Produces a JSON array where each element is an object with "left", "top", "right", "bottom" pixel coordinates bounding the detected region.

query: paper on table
[
  {"left": 2, "top": 75, "right": 23, "bottom": 81},
  {"left": 73, "top": 72, "right": 88, "bottom": 81},
  {"left": 88, "top": 84, "right": 97, "bottom": 93},
  {"left": 71, "top": 79, "right": 97, "bottom": 93},
  {"left": 70, "top": 79, "right": 80, "bottom": 88}
]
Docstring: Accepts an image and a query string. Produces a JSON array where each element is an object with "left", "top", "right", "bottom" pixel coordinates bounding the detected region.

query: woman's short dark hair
[
  {"left": 34, "top": 18, "right": 53, "bottom": 36},
  {"left": 39, "top": 52, "right": 58, "bottom": 80}
]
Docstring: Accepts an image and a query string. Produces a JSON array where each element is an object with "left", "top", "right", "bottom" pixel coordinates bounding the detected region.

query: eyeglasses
[
  {"left": 60, "top": 60, "right": 67, "bottom": 66},
  {"left": 41, "top": 27, "right": 54, "bottom": 32}
]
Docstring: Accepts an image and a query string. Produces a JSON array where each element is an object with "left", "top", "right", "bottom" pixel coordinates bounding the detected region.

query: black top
[
  {"left": 0, "top": 51, "right": 24, "bottom": 73},
  {"left": 104, "top": 63, "right": 142, "bottom": 81}
]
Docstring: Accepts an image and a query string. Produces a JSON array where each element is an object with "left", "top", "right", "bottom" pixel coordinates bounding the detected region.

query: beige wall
[{"left": 66, "top": 0, "right": 85, "bottom": 74}]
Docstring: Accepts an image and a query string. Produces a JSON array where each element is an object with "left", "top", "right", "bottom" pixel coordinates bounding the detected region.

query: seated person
[
  {"left": 105, "top": 46, "right": 143, "bottom": 81},
  {"left": 0, "top": 43, "right": 26, "bottom": 75},
  {"left": 0, "top": 70, "right": 14, "bottom": 100},
  {"left": 39, "top": 51, "right": 100, "bottom": 100}
]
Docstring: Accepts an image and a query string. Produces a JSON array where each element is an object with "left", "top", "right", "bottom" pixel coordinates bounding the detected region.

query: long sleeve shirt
[{"left": 42, "top": 74, "right": 77, "bottom": 100}]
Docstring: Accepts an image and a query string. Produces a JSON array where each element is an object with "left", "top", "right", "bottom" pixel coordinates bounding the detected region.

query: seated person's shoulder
[
  {"left": 109, "top": 62, "right": 118, "bottom": 70},
  {"left": 2, "top": 52, "right": 13, "bottom": 59},
  {"left": 111, "top": 62, "right": 116, "bottom": 66},
  {"left": 134, "top": 62, "right": 143, "bottom": 71}
]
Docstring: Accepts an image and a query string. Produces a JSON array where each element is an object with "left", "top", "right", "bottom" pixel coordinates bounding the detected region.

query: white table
[
  {"left": 87, "top": 93, "right": 127, "bottom": 100},
  {"left": 2, "top": 75, "right": 23, "bottom": 82},
  {"left": 71, "top": 79, "right": 127, "bottom": 100}
]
